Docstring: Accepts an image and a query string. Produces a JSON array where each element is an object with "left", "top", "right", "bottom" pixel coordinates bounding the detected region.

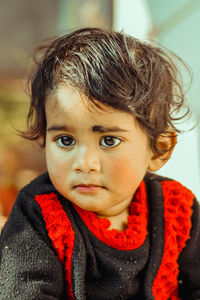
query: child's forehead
[
  {"left": 45, "top": 85, "right": 138, "bottom": 130},
  {"left": 46, "top": 85, "right": 131, "bottom": 118}
]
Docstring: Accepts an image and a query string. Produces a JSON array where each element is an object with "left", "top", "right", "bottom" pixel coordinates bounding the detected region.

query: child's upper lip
[{"left": 74, "top": 183, "right": 104, "bottom": 188}]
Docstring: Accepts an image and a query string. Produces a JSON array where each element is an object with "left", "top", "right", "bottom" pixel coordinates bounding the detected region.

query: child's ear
[{"left": 148, "top": 132, "right": 177, "bottom": 172}]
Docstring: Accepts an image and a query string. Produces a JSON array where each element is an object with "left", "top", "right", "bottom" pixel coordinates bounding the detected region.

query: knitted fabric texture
[
  {"left": 35, "top": 193, "right": 75, "bottom": 300},
  {"left": 152, "top": 180, "right": 193, "bottom": 300}
]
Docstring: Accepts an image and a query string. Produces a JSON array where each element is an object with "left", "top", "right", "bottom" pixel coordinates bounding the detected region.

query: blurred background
[{"left": 0, "top": 0, "right": 200, "bottom": 225}]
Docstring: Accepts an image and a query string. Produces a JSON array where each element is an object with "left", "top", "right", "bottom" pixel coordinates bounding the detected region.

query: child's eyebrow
[
  {"left": 47, "top": 124, "right": 130, "bottom": 133},
  {"left": 47, "top": 125, "right": 69, "bottom": 132},
  {"left": 92, "top": 125, "right": 130, "bottom": 133}
]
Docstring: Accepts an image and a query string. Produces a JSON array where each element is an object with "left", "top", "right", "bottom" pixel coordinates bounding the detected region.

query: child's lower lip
[{"left": 74, "top": 186, "right": 103, "bottom": 193}]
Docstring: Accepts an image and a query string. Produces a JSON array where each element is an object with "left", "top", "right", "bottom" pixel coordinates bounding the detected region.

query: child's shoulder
[
  {"left": 20, "top": 172, "right": 56, "bottom": 197},
  {"left": 11, "top": 172, "right": 58, "bottom": 215},
  {"left": 145, "top": 171, "right": 193, "bottom": 189},
  {"left": 144, "top": 172, "right": 196, "bottom": 202}
]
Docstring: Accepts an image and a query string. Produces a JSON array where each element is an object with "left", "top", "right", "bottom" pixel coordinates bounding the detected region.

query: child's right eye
[{"left": 56, "top": 136, "right": 76, "bottom": 147}]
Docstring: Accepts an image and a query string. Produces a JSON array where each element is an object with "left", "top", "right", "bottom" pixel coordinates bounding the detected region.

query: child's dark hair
[{"left": 23, "top": 27, "right": 191, "bottom": 156}]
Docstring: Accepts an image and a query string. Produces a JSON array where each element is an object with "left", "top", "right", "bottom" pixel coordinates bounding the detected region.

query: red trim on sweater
[
  {"left": 152, "top": 181, "right": 194, "bottom": 300},
  {"left": 73, "top": 180, "right": 148, "bottom": 250},
  {"left": 35, "top": 193, "right": 75, "bottom": 300}
]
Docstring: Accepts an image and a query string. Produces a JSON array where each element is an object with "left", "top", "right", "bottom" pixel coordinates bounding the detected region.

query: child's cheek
[
  {"left": 107, "top": 155, "right": 144, "bottom": 189},
  {"left": 45, "top": 144, "right": 67, "bottom": 174},
  {"left": 109, "top": 159, "right": 128, "bottom": 176},
  {"left": 46, "top": 146, "right": 71, "bottom": 190},
  {"left": 108, "top": 156, "right": 134, "bottom": 180}
]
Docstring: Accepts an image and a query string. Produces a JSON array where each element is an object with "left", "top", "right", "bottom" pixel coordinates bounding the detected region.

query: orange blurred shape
[{"left": 0, "top": 185, "right": 18, "bottom": 217}]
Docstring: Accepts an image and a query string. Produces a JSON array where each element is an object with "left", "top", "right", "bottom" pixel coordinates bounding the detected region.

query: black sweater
[{"left": 0, "top": 172, "right": 200, "bottom": 300}]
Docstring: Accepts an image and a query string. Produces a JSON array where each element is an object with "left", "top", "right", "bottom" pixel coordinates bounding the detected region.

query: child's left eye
[{"left": 100, "top": 136, "right": 121, "bottom": 148}]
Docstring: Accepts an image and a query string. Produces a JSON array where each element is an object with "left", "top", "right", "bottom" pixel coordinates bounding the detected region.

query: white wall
[{"left": 113, "top": 0, "right": 152, "bottom": 40}]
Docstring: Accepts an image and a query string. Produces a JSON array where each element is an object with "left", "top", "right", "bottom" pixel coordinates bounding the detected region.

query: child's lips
[{"left": 74, "top": 184, "right": 105, "bottom": 193}]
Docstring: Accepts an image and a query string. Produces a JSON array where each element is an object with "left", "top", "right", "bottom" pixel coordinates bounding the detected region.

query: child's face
[{"left": 45, "top": 85, "right": 154, "bottom": 218}]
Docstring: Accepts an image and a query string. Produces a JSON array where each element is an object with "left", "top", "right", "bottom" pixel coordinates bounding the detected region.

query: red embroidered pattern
[
  {"left": 35, "top": 193, "right": 75, "bottom": 300},
  {"left": 152, "top": 181, "right": 194, "bottom": 300},
  {"left": 73, "top": 180, "right": 148, "bottom": 250}
]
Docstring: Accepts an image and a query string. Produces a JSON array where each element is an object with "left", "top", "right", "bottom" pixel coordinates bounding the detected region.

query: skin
[{"left": 45, "top": 85, "right": 167, "bottom": 230}]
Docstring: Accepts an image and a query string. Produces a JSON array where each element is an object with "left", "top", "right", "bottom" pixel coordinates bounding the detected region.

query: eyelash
[{"left": 54, "top": 135, "right": 122, "bottom": 148}]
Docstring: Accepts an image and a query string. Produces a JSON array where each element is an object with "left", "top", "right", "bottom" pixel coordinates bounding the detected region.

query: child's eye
[
  {"left": 56, "top": 136, "right": 76, "bottom": 147},
  {"left": 100, "top": 136, "right": 121, "bottom": 148}
]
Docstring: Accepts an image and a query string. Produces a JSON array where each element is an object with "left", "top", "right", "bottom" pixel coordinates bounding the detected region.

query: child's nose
[{"left": 72, "top": 146, "right": 101, "bottom": 173}]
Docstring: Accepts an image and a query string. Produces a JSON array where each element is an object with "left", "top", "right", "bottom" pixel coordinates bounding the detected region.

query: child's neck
[{"left": 97, "top": 207, "right": 129, "bottom": 231}]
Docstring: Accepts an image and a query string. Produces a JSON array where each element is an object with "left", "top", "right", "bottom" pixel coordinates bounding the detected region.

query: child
[{"left": 0, "top": 27, "right": 200, "bottom": 300}]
